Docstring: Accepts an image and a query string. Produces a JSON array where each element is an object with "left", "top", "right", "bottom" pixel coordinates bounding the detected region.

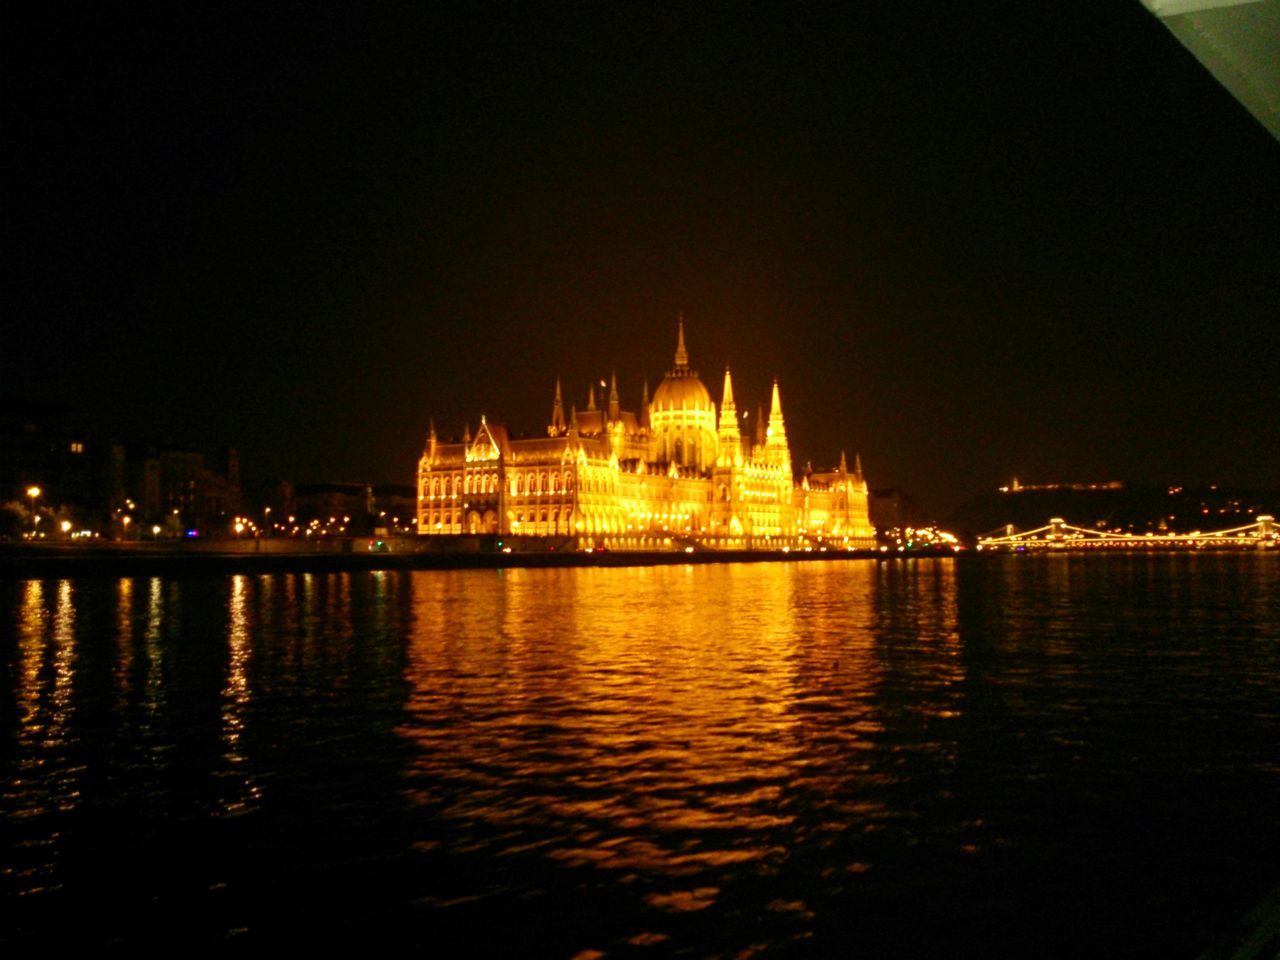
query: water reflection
[
  {"left": 220, "top": 575, "right": 256, "bottom": 815},
  {"left": 2, "top": 556, "right": 1278, "bottom": 957},
  {"left": 397, "top": 561, "right": 975, "bottom": 950}
]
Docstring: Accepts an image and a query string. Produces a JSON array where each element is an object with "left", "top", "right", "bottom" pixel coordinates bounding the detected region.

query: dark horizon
[{"left": 5, "top": 4, "right": 1278, "bottom": 515}]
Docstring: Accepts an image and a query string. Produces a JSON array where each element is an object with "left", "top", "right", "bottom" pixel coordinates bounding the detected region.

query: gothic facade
[{"left": 416, "top": 321, "right": 875, "bottom": 550}]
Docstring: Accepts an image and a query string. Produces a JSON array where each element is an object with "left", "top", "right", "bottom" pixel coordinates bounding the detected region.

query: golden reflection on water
[
  {"left": 50, "top": 580, "right": 76, "bottom": 743},
  {"left": 224, "top": 576, "right": 251, "bottom": 755},
  {"left": 16, "top": 580, "right": 46, "bottom": 747},
  {"left": 220, "top": 575, "right": 260, "bottom": 815},
  {"left": 5, "top": 556, "right": 1278, "bottom": 955},
  {"left": 144, "top": 577, "right": 166, "bottom": 718},
  {"left": 399, "top": 560, "right": 965, "bottom": 899},
  {"left": 115, "top": 577, "right": 134, "bottom": 698}
]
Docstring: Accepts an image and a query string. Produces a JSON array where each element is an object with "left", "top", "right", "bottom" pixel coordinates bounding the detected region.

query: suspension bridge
[{"left": 978, "top": 515, "right": 1276, "bottom": 551}]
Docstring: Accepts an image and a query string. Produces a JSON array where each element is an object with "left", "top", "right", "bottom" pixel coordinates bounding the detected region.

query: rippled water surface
[{"left": 3, "top": 556, "right": 1279, "bottom": 956}]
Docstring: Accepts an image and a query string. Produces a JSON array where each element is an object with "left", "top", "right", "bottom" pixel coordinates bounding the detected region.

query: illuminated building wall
[{"left": 416, "top": 321, "right": 875, "bottom": 549}]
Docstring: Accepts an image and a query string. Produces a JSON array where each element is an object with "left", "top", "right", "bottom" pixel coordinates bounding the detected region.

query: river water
[{"left": 3, "top": 556, "right": 1278, "bottom": 956}]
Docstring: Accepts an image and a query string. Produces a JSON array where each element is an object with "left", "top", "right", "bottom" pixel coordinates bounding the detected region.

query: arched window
[{"left": 464, "top": 475, "right": 472, "bottom": 494}]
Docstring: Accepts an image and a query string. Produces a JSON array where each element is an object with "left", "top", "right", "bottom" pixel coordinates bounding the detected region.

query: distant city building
[
  {"left": 107, "top": 443, "right": 240, "bottom": 535},
  {"left": 289, "top": 482, "right": 417, "bottom": 535},
  {"left": 0, "top": 397, "right": 240, "bottom": 537},
  {"left": 0, "top": 400, "right": 102, "bottom": 528},
  {"left": 416, "top": 320, "right": 875, "bottom": 549},
  {"left": 868, "top": 487, "right": 923, "bottom": 531}
]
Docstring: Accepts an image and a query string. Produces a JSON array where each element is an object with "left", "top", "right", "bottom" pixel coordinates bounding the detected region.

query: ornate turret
[
  {"left": 587, "top": 383, "right": 597, "bottom": 411},
  {"left": 608, "top": 370, "right": 620, "bottom": 422},
  {"left": 549, "top": 378, "right": 566, "bottom": 436},
  {"left": 764, "top": 378, "right": 791, "bottom": 470},
  {"left": 717, "top": 367, "right": 741, "bottom": 466},
  {"left": 640, "top": 380, "right": 650, "bottom": 429},
  {"left": 674, "top": 312, "right": 689, "bottom": 368},
  {"left": 427, "top": 419, "right": 437, "bottom": 462}
]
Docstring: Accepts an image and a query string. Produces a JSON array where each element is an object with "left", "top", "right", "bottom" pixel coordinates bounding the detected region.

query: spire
[
  {"left": 568, "top": 404, "right": 579, "bottom": 438},
  {"left": 550, "top": 378, "right": 566, "bottom": 435},
  {"left": 428, "top": 418, "right": 437, "bottom": 442},
  {"left": 717, "top": 367, "right": 741, "bottom": 465},
  {"left": 587, "top": 383, "right": 597, "bottom": 411},
  {"left": 427, "top": 418, "right": 437, "bottom": 460},
  {"left": 608, "top": 370, "right": 620, "bottom": 422},
  {"left": 755, "top": 404, "right": 767, "bottom": 446},
  {"left": 463, "top": 421, "right": 471, "bottom": 444},
  {"left": 640, "top": 379, "right": 650, "bottom": 429},
  {"left": 854, "top": 452, "right": 863, "bottom": 477},
  {"left": 718, "top": 368, "right": 739, "bottom": 433},
  {"left": 674, "top": 313, "right": 688, "bottom": 369},
  {"left": 839, "top": 450, "right": 848, "bottom": 475},
  {"left": 765, "top": 378, "right": 790, "bottom": 469},
  {"left": 767, "top": 378, "right": 787, "bottom": 441}
]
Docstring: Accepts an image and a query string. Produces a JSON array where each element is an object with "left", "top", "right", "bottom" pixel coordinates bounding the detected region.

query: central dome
[
  {"left": 651, "top": 369, "right": 713, "bottom": 411},
  {"left": 651, "top": 315, "right": 714, "bottom": 412},
  {"left": 649, "top": 316, "right": 719, "bottom": 472}
]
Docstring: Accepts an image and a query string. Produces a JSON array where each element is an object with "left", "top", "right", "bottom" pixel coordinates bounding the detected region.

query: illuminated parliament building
[{"left": 416, "top": 320, "right": 875, "bottom": 550}]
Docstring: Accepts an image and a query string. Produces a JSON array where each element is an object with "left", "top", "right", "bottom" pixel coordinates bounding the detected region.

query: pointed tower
[
  {"left": 427, "top": 419, "right": 438, "bottom": 462},
  {"left": 587, "top": 383, "right": 597, "bottom": 411},
  {"left": 674, "top": 312, "right": 689, "bottom": 369},
  {"left": 568, "top": 405, "right": 579, "bottom": 438},
  {"left": 765, "top": 378, "right": 791, "bottom": 470},
  {"left": 463, "top": 421, "right": 471, "bottom": 444},
  {"left": 754, "top": 403, "right": 767, "bottom": 449},
  {"left": 608, "top": 370, "right": 620, "bottom": 422},
  {"left": 549, "top": 378, "right": 566, "bottom": 436},
  {"left": 640, "top": 379, "right": 650, "bottom": 430},
  {"left": 717, "top": 367, "right": 741, "bottom": 466}
]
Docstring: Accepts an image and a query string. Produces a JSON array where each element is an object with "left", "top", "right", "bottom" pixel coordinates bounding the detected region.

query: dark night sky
[{"left": 4, "top": 3, "right": 1278, "bottom": 514}]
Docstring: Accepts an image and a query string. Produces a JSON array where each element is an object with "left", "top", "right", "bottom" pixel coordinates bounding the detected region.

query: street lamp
[{"left": 26, "top": 486, "right": 41, "bottom": 536}]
